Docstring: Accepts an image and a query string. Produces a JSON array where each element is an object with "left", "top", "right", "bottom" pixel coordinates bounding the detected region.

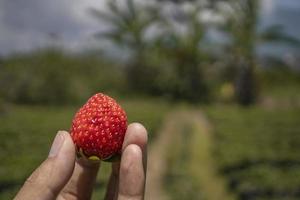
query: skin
[{"left": 14, "top": 123, "right": 148, "bottom": 200}]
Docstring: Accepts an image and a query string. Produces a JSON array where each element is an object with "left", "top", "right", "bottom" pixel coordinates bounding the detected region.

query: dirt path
[
  {"left": 145, "top": 109, "right": 234, "bottom": 200},
  {"left": 145, "top": 113, "right": 177, "bottom": 200},
  {"left": 189, "top": 111, "right": 235, "bottom": 200}
]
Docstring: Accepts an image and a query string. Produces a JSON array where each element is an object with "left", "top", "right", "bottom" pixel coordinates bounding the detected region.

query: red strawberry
[{"left": 70, "top": 93, "right": 127, "bottom": 161}]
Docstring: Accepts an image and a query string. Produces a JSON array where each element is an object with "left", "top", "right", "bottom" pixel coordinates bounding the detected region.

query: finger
[
  {"left": 122, "top": 123, "right": 148, "bottom": 170},
  {"left": 104, "top": 123, "right": 148, "bottom": 200},
  {"left": 59, "top": 158, "right": 100, "bottom": 200},
  {"left": 118, "top": 144, "right": 145, "bottom": 200},
  {"left": 15, "top": 131, "right": 76, "bottom": 200},
  {"left": 59, "top": 157, "right": 100, "bottom": 200},
  {"left": 104, "top": 162, "right": 120, "bottom": 200}
]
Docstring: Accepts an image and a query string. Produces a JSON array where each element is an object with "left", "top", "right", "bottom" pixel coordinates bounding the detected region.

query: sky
[
  {"left": 0, "top": 0, "right": 107, "bottom": 55},
  {"left": 259, "top": 0, "right": 300, "bottom": 58},
  {"left": 0, "top": 0, "right": 299, "bottom": 56}
]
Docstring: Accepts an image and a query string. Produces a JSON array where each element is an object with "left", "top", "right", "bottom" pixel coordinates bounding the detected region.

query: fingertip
[
  {"left": 123, "top": 123, "right": 148, "bottom": 151},
  {"left": 56, "top": 130, "right": 76, "bottom": 163},
  {"left": 57, "top": 130, "right": 71, "bottom": 144},
  {"left": 128, "top": 123, "right": 148, "bottom": 139},
  {"left": 58, "top": 130, "right": 70, "bottom": 135}
]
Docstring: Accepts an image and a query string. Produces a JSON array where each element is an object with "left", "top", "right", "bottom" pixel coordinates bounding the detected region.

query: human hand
[{"left": 14, "top": 123, "right": 148, "bottom": 200}]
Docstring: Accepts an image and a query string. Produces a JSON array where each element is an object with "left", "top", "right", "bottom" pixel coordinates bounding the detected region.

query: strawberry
[{"left": 70, "top": 93, "right": 127, "bottom": 161}]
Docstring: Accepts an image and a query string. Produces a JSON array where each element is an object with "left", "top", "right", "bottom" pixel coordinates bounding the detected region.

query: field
[
  {"left": 1, "top": 101, "right": 300, "bottom": 199},
  {"left": 1, "top": 86, "right": 300, "bottom": 200},
  {"left": 206, "top": 106, "right": 300, "bottom": 200},
  {"left": 159, "top": 105, "right": 300, "bottom": 200},
  {"left": 0, "top": 98, "right": 171, "bottom": 199}
]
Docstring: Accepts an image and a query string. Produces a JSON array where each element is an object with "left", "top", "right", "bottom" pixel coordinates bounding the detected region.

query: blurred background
[{"left": 0, "top": 0, "right": 300, "bottom": 199}]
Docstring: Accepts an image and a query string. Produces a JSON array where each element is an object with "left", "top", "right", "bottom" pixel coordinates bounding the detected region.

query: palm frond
[
  {"left": 89, "top": 8, "right": 124, "bottom": 28},
  {"left": 127, "top": 0, "right": 136, "bottom": 19},
  {"left": 107, "top": 0, "right": 121, "bottom": 15},
  {"left": 259, "top": 25, "right": 300, "bottom": 47}
]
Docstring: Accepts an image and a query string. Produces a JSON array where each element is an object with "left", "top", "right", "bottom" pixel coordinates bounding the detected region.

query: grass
[
  {"left": 0, "top": 98, "right": 170, "bottom": 199},
  {"left": 1, "top": 84, "right": 299, "bottom": 200},
  {"left": 205, "top": 105, "right": 300, "bottom": 200}
]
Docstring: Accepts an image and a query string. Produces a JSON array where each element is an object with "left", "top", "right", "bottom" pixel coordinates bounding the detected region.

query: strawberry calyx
[{"left": 76, "top": 146, "right": 121, "bottom": 162}]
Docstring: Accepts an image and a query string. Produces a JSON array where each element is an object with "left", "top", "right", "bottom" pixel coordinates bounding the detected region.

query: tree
[
  {"left": 90, "top": 0, "right": 160, "bottom": 93},
  {"left": 218, "top": 0, "right": 300, "bottom": 105},
  {"left": 155, "top": 4, "right": 212, "bottom": 102}
]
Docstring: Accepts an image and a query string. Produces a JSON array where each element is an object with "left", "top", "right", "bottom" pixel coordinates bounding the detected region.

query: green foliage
[
  {"left": 218, "top": 0, "right": 259, "bottom": 105},
  {"left": 1, "top": 0, "right": 299, "bottom": 106},
  {"left": 206, "top": 106, "right": 300, "bottom": 200},
  {"left": 259, "top": 24, "right": 300, "bottom": 47},
  {"left": 153, "top": 5, "right": 212, "bottom": 102},
  {"left": 259, "top": 67, "right": 300, "bottom": 106},
  {"left": 217, "top": 0, "right": 300, "bottom": 106},
  {"left": 0, "top": 50, "right": 125, "bottom": 105},
  {"left": 93, "top": 0, "right": 212, "bottom": 103},
  {"left": 91, "top": 0, "right": 161, "bottom": 95}
]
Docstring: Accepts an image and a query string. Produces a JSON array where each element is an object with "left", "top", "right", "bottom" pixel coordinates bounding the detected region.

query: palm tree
[
  {"left": 91, "top": 0, "right": 213, "bottom": 102},
  {"left": 219, "top": 0, "right": 300, "bottom": 105},
  {"left": 219, "top": 0, "right": 259, "bottom": 105},
  {"left": 90, "top": 0, "right": 160, "bottom": 93},
  {"left": 155, "top": 4, "right": 211, "bottom": 102}
]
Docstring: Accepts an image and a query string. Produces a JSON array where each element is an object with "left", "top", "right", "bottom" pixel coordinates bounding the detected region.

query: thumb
[{"left": 14, "top": 131, "right": 76, "bottom": 200}]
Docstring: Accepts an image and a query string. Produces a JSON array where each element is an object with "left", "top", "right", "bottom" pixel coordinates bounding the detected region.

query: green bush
[{"left": 0, "top": 50, "right": 126, "bottom": 105}]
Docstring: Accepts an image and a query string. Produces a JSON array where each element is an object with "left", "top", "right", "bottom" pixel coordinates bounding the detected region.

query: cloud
[
  {"left": 261, "top": 0, "right": 275, "bottom": 16},
  {"left": 0, "top": 0, "right": 299, "bottom": 56},
  {"left": 0, "top": 0, "right": 106, "bottom": 55}
]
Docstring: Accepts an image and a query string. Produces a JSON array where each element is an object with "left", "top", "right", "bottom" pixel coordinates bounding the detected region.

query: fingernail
[{"left": 48, "top": 131, "right": 65, "bottom": 158}]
